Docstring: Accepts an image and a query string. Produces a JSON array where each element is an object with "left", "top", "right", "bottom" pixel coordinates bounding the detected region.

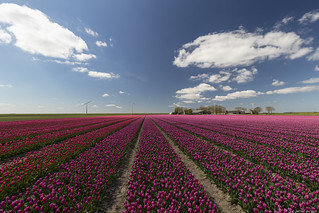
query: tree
[
  {"left": 211, "top": 104, "right": 226, "bottom": 114},
  {"left": 235, "top": 107, "right": 247, "bottom": 114},
  {"left": 254, "top": 107, "right": 262, "bottom": 114},
  {"left": 199, "top": 106, "right": 211, "bottom": 114},
  {"left": 265, "top": 106, "right": 275, "bottom": 114},
  {"left": 187, "top": 109, "right": 193, "bottom": 115}
]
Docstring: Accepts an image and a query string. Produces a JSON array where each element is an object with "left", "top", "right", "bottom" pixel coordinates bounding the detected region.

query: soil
[{"left": 98, "top": 121, "right": 144, "bottom": 213}]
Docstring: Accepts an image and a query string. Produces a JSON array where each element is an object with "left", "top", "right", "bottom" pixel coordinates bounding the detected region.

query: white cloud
[
  {"left": 282, "top": 16, "right": 294, "bottom": 24},
  {"left": 232, "top": 67, "right": 258, "bottom": 83},
  {"left": 105, "top": 104, "right": 122, "bottom": 109},
  {"left": 213, "top": 90, "right": 262, "bottom": 101},
  {"left": 92, "top": 105, "right": 98, "bottom": 108},
  {"left": 96, "top": 40, "right": 107, "bottom": 47},
  {"left": 301, "top": 77, "right": 319, "bottom": 84},
  {"left": 190, "top": 71, "right": 231, "bottom": 84},
  {"left": 102, "top": 93, "right": 109, "bottom": 97},
  {"left": 119, "top": 90, "right": 125, "bottom": 94},
  {"left": 208, "top": 71, "right": 231, "bottom": 84},
  {"left": 307, "top": 47, "right": 319, "bottom": 61},
  {"left": 274, "top": 17, "right": 294, "bottom": 29},
  {"left": 221, "top": 85, "right": 232, "bottom": 91},
  {"left": 315, "top": 65, "right": 319, "bottom": 71},
  {"left": 175, "top": 83, "right": 216, "bottom": 102},
  {"left": 0, "top": 27, "right": 11, "bottom": 43},
  {"left": 50, "top": 60, "right": 84, "bottom": 65},
  {"left": 0, "top": 3, "right": 89, "bottom": 60},
  {"left": 272, "top": 79, "right": 285, "bottom": 86},
  {"left": 72, "top": 67, "right": 88, "bottom": 73},
  {"left": 0, "top": 84, "right": 13, "bottom": 88},
  {"left": 267, "top": 85, "right": 319, "bottom": 94},
  {"left": 109, "top": 37, "right": 114, "bottom": 47},
  {"left": 88, "top": 71, "right": 120, "bottom": 79},
  {"left": 73, "top": 53, "right": 96, "bottom": 61},
  {"left": 299, "top": 10, "right": 319, "bottom": 24},
  {"left": 190, "top": 73, "right": 209, "bottom": 81},
  {"left": 173, "top": 29, "right": 312, "bottom": 68},
  {"left": 85, "top": 28, "right": 98, "bottom": 37}
]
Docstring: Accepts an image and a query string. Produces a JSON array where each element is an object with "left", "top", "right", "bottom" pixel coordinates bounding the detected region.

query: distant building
[{"left": 192, "top": 109, "right": 204, "bottom": 114}]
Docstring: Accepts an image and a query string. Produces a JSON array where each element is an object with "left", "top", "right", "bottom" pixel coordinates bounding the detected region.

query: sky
[{"left": 1, "top": 0, "right": 319, "bottom": 113}]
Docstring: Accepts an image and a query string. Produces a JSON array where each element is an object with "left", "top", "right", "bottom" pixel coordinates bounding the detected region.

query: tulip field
[{"left": 0, "top": 114, "right": 319, "bottom": 212}]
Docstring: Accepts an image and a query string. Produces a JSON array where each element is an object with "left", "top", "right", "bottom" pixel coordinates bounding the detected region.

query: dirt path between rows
[
  {"left": 152, "top": 120, "right": 244, "bottom": 213},
  {"left": 98, "top": 120, "right": 144, "bottom": 213}
]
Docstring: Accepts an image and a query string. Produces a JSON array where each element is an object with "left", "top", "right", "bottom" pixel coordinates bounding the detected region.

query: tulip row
[
  {"left": 0, "top": 116, "right": 139, "bottom": 201},
  {"left": 178, "top": 115, "right": 319, "bottom": 149},
  {"left": 151, "top": 116, "right": 319, "bottom": 212},
  {"left": 125, "top": 117, "right": 220, "bottom": 213},
  {"left": 160, "top": 117, "right": 319, "bottom": 159},
  {"left": 192, "top": 115, "right": 319, "bottom": 144},
  {"left": 0, "top": 117, "right": 123, "bottom": 144},
  {"left": 0, "top": 117, "right": 130, "bottom": 160},
  {"left": 0, "top": 117, "right": 144, "bottom": 213},
  {"left": 156, "top": 116, "right": 319, "bottom": 190},
  {"left": 160, "top": 115, "right": 319, "bottom": 147}
]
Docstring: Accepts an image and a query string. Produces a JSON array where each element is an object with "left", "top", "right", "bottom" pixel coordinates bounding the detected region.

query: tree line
[{"left": 173, "top": 105, "right": 275, "bottom": 115}]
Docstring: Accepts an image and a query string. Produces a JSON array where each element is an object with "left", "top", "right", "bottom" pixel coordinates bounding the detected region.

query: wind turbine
[
  {"left": 131, "top": 102, "right": 135, "bottom": 115},
  {"left": 82, "top": 101, "right": 91, "bottom": 114}
]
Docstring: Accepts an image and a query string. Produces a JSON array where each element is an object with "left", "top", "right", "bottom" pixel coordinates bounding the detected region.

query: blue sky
[{"left": 1, "top": 0, "right": 319, "bottom": 113}]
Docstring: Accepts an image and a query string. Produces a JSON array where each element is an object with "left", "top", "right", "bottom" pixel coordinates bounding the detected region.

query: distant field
[{"left": 0, "top": 113, "right": 132, "bottom": 122}]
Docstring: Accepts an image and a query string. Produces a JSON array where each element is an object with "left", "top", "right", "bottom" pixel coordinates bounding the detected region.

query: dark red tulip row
[
  {"left": 125, "top": 117, "right": 220, "bottom": 213},
  {"left": 0, "top": 117, "right": 144, "bottom": 213},
  {"left": 151, "top": 116, "right": 319, "bottom": 213},
  {"left": 0, "top": 116, "right": 139, "bottom": 201},
  {"left": 0, "top": 117, "right": 131, "bottom": 160}
]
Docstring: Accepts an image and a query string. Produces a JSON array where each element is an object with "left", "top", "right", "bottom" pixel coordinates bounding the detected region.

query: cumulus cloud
[
  {"left": 299, "top": 10, "right": 319, "bottom": 24},
  {"left": 0, "top": 84, "right": 13, "bottom": 88},
  {"left": 73, "top": 53, "right": 96, "bottom": 61},
  {"left": 315, "top": 65, "right": 319, "bottom": 71},
  {"left": 0, "top": 27, "right": 11, "bottom": 43},
  {"left": 220, "top": 85, "right": 232, "bottom": 91},
  {"left": 72, "top": 67, "right": 88, "bottom": 73},
  {"left": 213, "top": 90, "right": 263, "bottom": 101},
  {"left": 88, "top": 71, "right": 120, "bottom": 79},
  {"left": 232, "top": 67, "right": 258, "bottom": 83},
  {"left": 266, "top": 85, "right": 319, "bottom": 94},
  {"left": 119, "top": 90, "right": 126, "bottom": 95},
  {"left": 85, "top": 28, "right": 98, "bottom": 37},
  {"left": 272, "top": 79, "right": 285, "bottom": 86},
  {"left": 0, "top": 3, "right": 90, "bottom": 61},
  {"left": 175, "top": 83, "right": 216, "bottom": 102},
  {"left": 105, "top": 104, "right": 122, "bottom": 109},
  {"left": 301, "top": 77, "right": 319, "bottom": 84},
  {"left": 173, "top": 29, "right": 312, "bottom": 68},
  {"left": 102, "top": 93, "right": 109, "bottom": 97},
  {"left": 96, "top": 41, "right": 107, "bottom": 47}
]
